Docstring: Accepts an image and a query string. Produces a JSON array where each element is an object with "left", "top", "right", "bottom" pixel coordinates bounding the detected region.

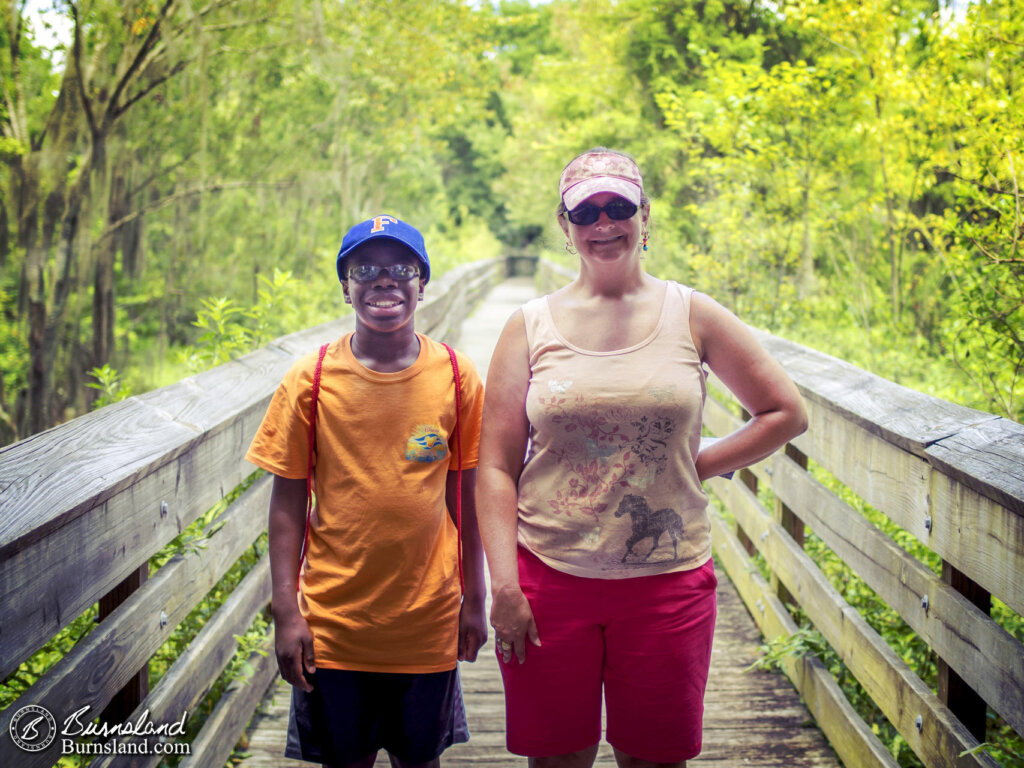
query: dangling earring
[
  {"left": 565, "top": 241, "right": 577, "bottom": 255},
  {"left": 642, "top": 232, "right": 649, "bottom": 252},
  {"left": 344, "top": 293, "right": 352, "bottom": 304}
]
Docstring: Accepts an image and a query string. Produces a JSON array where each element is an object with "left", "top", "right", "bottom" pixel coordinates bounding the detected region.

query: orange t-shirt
[{"left": 246, "top": 333, "right": 483, "bottom": 673}]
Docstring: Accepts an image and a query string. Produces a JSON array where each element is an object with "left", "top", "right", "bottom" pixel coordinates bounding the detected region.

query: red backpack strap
[
  {"left": 440, "top": 342, "right": 464, "bottom": 595},
  {"left": 300, "top": 343, "right": 330, "bottom": 579}
]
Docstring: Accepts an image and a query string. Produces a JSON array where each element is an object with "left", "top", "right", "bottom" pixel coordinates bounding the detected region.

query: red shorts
[{"left": 499, "top": 547, "right": 717, "bottom": 762}]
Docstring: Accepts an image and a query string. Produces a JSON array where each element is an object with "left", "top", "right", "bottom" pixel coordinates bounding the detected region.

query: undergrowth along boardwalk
[{"left": 237, "top": 277, "right": 840, "bottom": 767}]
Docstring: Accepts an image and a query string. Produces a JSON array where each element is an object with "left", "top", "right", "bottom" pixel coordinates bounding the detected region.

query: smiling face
[
  {"left": 341, "top": 240, "right": 426, "bottom": 336},
  {"left": 560, "top": 191, "right": 648, "bottom": 265}
]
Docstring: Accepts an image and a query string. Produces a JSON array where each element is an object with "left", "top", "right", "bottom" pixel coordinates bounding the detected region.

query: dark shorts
[{"left": 284, "top": 667, "right": 469, "bottom": 765}]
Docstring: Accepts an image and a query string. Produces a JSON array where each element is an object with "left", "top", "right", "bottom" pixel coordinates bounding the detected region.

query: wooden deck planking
[{"left": 236, "top": 278, "right": 840, "bottom": 767}]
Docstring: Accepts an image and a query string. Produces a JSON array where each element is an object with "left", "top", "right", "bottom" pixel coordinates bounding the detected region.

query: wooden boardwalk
[{"left": 237, "top": 278, "right": 840, "bottom": 768}]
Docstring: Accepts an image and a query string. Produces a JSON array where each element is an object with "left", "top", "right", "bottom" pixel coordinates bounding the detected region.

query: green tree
[
  {"left": 1, "top": 0, "right": 279, "bottom": 435},
  {"left": 929, "top": 0, "right": 1024, "bottom": 418},
  {"left": 2, "top": 0, "right": 505, "bottom": 440}
]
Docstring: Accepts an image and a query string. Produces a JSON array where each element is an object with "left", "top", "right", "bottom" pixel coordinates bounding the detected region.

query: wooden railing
[
  {"left": 0, "top": 258, "right": 504, "bottom": 768},
  {"left": 3, "top": 257, "right": 1020, "bottom": 768},
  {"left": 538, "top": 260, "right": 1024, "bottom": 768}
]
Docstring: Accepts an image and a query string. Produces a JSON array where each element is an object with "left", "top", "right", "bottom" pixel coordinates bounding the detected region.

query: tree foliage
[
  {"left": 1, "top": 0, "right": 1020, "bottom": 431},
  {"left": 0, "top": 0, "right": 504, "bottom": 441},
  {"left": 2, "top": 1, "right": 1023, "bottom": 764}
]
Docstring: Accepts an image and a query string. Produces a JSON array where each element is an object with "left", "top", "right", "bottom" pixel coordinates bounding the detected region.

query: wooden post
[
  {"left": 99, "top": 564, "right": 150, "bottom": 723},
  {"left": 772, "top": 443, "right": 807, "bottom": 606},
  {"left": 937, "top": 562, "right": 990, "bottom": 742},
  {"left": 737, "top": 408, "right": 757, "bottom": 557}
]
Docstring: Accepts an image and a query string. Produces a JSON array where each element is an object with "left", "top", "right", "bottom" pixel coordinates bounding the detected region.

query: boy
[{"left": 246, "top": 215, "right": 487, "bottom": 768}]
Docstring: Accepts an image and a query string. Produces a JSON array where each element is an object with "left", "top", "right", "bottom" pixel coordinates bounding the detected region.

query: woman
[{"left": 477, "top": 148, "right": 807, "bottom": 768}]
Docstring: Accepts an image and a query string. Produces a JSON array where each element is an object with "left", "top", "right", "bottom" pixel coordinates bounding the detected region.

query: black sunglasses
[
  {"left": 347, "top": 264, "right": 420, "bottom": 283},
  {"left": 565, "top": 198, "right": 638, "bottom": 226}
]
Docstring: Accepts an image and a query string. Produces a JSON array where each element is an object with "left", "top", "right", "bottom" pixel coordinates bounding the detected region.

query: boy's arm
[
  {"left": 268, "top": 475, "right": 316, "bottom": 691},
  {"left": 447, "top": 468, "right": 488, "bottom": 662}
]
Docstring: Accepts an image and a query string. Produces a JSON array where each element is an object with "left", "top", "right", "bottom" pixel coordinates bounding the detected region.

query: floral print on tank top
[{"left": 538, "top": 384, "right": 678, "bottom": 528}]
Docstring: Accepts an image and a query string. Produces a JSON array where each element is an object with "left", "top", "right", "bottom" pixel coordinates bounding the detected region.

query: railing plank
[
  {"left": 924, "top": 467, "right": 1024, "bottom": 617},
  {"left": 0, "top": 397, "right": 199, "bottom": 557},
  {"left": 707, "top": 369, "right": 1024, "bottom": 619},
  {"left": 711, "top": 475, "right": 999, "bottom": 768},
  {"left": 97, "top": 556, "right": 272, "bottom": 768},
  {"left": 708, "top": 391, "right": 1024, "bottom": 732},
  {"left": 417, "top": 273, "right": 463, "bottom": 334},
  {"left": 925, "top": 418, "right": 1024, "bottom": 514},
  {"left": 177, "top": 636, "right": 278, "bottom": 768},
  {"left": 710, "top": 508, "right": 897, "bottom": 768},
  {"left": 749, "top": 332, "right": 1003, "bottom": 459},
  {"left": 752, "top": 332, "right": 1024, "bottom": 547},
  {"left": 767, "top": 454, "right": 1024, "bottom": 736},
  {"left": 789, "top": 396, "right": 1024, "bottom": 616},
  {"left": 0, "top": 354, "right": 284, "bottom": 679},
  {"left": 789, "top": 396, "right": 933, "bottom": 531},
  {"left": 0, "top": 477, "right": 270, "bottom": 768}
]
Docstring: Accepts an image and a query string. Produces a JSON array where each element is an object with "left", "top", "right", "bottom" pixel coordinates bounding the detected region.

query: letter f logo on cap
[
  {"left": 337, "top": 214, "right": 431, "bottom": 284},
  {"left": 370, "top": 215, "right": 398, "bottom": 233}
]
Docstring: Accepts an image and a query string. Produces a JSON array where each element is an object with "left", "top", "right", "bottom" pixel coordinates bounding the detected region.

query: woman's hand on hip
[{"left": 490, "top": 583, "right": 541, "bottom": 664}]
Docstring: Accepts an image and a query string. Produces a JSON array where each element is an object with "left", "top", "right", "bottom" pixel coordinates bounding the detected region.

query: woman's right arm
[
  {"left": 477, "top": 310, "right": 540, "bottom": 663},
  {"left": 268, "top": 475, "right": 316, "bottom": 690}
]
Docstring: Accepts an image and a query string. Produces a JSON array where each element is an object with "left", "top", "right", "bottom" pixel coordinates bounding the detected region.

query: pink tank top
[{"left": 517, "top": 281, "right": 711, "bottom": 578}]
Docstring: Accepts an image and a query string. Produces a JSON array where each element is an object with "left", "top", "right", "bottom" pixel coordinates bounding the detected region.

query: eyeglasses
[
  {"left": 565, "top": 199, "right": 638, "bottom": 226},
  {"left": 347, "top": 264, "right": 420, "bottom": 283}
]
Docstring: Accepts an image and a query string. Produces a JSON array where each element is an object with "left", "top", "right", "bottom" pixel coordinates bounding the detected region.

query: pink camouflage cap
[{"left": 559, "top": 151, "right": 644, "bottom": 210}]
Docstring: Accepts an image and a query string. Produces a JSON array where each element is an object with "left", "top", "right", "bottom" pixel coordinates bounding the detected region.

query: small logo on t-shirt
[{"left": 405, "top": 424, "right": 448, "bottom": 462}]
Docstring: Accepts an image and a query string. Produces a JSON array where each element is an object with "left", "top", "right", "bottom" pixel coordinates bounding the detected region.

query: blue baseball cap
[{"left": 336, "top": 215, "right": 430, "bottom": 283}]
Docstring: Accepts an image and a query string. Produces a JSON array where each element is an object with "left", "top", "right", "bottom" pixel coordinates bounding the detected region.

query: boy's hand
[
  {"left": 275, "top": 613, "right": 316, "bottom": 691},
  {"left": 457, "top": 599, "right": 488, "bottom": 662}
]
